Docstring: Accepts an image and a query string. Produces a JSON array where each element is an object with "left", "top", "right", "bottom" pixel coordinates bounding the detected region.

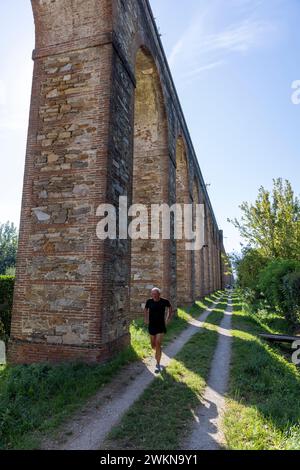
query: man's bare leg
[
  {"left": 155, "top": 334, "right": 164, "bottom": 366},
  {"left": 150, "top": 335, "right": 156, "bottom": 351}
]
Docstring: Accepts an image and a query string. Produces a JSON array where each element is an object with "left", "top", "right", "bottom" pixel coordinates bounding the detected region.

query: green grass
[
  {"left": 104, "top": 299, "right": 229, "bottom": 450},
  {"left": 223, "top": 293, "right": 300, "bottom": 450},
  {"left": 0, "top": 292, "right": 223, "bottom": 450},
  {"left": 0, "top": 349, "right": 138, "bottom": 450}
]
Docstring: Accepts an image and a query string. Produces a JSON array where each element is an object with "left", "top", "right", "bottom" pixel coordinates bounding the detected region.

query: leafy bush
[
  {"left": 0, "top": 276, "right": 15, "bottom": 343},
  {"left": 5, "top": 267, "right": 15, "bottom": 276},
  {"left": 282, "top": 271, "right": 300, "bottom": 324},
  {"left": 235, "top": 248, "right": 269, "bottom": 294},
  {"left": 257, "top": 259, "right": 300, "bottom": 323},
  {"left": 239, "top": 287, "right": 258, "bottom": 306},
  {"left": 0, "top": 222, "right": 18, "bottom": 275}
]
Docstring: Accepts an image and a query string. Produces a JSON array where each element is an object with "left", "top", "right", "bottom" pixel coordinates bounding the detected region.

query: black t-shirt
[{"left": 145, "top": 298, "right": 171, "bottom": 329}]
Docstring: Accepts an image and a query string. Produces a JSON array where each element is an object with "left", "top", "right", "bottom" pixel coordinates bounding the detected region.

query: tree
[
  {"left": 257, "top": 259, "right": 300, "bottom": 324},
  {"left": 0, "top": 222, "right": 18, "bottom": 275},
  {"left": 231, "top": 247, "right": 269, "bottom": 292},
  {"left": 222, "top": 252, "right": 234, "bottom": 284},
  {"left": 228, "top": 178, "right": 300, "bottom": 260}
]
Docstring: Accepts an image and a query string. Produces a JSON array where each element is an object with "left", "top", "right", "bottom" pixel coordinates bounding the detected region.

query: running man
[{"left": 144, "top": 287, "right": 173, "bottom": 374}]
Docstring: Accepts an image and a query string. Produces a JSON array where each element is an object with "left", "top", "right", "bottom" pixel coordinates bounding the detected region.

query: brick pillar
[
  {"left": 216, "top": 243, "right": 220, "bottom": 290},
  {"left": 218, "top": 231, "right": 224, "bottom": 290},
  {"left": 212, "top": 243, "right": 216, "bottom": 293},
  {"left": 216, "top": 242, "right": 221, "bottom": 290},
  {"left": 176, "top": 138, "right": 193, "bottom": 306},
  {"left": 193, "top": 181, "right": 202, "bottom": 299},
  {"left": 211, "top": 240, "right": 215, "bottom": 294},
  {"left": 208, "top": 218, "right": 214, "bottom": 294},
  {"left": 203, "top": 206, "right": 210, "bottom": 296},
  {"left": 199, "top": 191, "right": 206, "bottom": 298},
  {"left": 213, "top": 240, "right": 217, "bottom": 292},
  {"left": 215, "top": 245, "right": 219, "bottom": 291},
  {"left": 9, "top": 0, "right": 134, "bottom": 364}
]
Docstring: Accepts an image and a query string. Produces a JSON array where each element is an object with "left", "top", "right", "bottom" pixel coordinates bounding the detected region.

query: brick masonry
[{"left": 9, "top": 0, "right": 229, "bottom": 364}]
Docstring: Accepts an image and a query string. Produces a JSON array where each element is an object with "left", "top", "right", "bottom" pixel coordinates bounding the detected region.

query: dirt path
[
  {"left": 42, "top": 296, "right": 223, "bottom": 450},
  {"left": 181, "top": 295, "right": 233, "bottom": 450}
]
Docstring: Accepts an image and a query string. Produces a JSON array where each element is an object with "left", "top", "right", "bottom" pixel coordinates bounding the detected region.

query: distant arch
[{"left": 130, "top": 47, "right": 170, "bottom": 317}]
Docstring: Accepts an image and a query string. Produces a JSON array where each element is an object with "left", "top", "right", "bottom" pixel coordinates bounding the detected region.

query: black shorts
[{"left": 148, "top": 324, "right": 167, "bottom": 336}]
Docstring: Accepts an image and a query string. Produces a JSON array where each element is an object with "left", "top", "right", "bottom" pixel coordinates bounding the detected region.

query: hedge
[
  {"left": 257, "top": 259, "right": 300, "bottom": 325},
  {"left": 0, "top": 275, "right": 15, "bottom": 343},
  {"left": 282, "top": 271, "right": 300, "bottom": 325}
]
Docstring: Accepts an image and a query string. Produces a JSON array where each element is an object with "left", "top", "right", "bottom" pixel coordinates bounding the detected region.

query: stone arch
[
  {"left": 129, "top": 46, "right": 170, "bottom": 318},
  {"left": 176, "top": 136, "right": 193, "bottom": 306}
]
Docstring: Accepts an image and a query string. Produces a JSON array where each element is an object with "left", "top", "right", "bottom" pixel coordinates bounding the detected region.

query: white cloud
[
  {"left": 200, "top": 19, "right": 276, "bottom": 54},
  {"left": 168, "top": 38, "right": 185, "bottom": 68},
  {"left": 181, "top": 60, "right": 225, "bottom": 82},
  {"left": 0, "top": 80, "right": 6, "bottom": 106},
  {"left": 168, "top": 0, "right": 280, "bottom": 83}
]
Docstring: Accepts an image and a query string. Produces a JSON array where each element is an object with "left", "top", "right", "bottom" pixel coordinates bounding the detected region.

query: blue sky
[{"left": 0, "top": 1, "right": 299, "bottom": 254}]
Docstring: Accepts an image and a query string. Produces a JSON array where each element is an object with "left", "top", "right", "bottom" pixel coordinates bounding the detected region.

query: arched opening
[
  {"left": 176, "top": 137, "right": 193, "bottom": 306},
  {"left": 130, "top": 47, "right": 169, "bottom": 318}
]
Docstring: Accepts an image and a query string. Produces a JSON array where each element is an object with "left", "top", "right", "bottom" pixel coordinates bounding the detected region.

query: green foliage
[
  {"left": 233, "top": 248, "right": 269, "bottom": 292},
  {"left": 222, "top": 252, "right": 233, "bottom": 276},
  {"left": 0, "top": 356, "right": 136, "bottom": 449},
  {"left": 282, "top": 271, "right": 300, "bottom": 324},
  {"left": 224, "top": 295, "right": 300, "bottom": 450},
  {"left": 0, "top": 222, "right": 18, "bottom": 275},
  {"left": 257, "top": 259, "right": 300, "bottom": 323},
  {"left": 230, "top": 179, "right": 300, "bottom": 323},
  {"left": 229, "top": 178, "right": 300, "bottom": 260},
  {"left": 0, "top": 276, "right": 15, "bottom": 343},
  {"left": 5, "top": 267, "right": 15, "bottom": 276}
]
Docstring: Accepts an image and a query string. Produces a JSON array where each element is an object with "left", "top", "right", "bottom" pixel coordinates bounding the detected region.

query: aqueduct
[{"left": 9, "top": 0, "right": 230, "bottom": 364}]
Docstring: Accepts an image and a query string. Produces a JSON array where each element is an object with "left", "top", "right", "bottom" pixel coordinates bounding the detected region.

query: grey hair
[{"left": 151, "top": 287, "right": 161, "bottom": 294}]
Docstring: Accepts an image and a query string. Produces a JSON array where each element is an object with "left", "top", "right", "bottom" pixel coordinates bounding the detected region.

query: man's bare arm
[
  {"left": 166, "top": 305, "right": 173, "bottom": 324},
  {"left": 144, "top": 307, "right": 149, "bottom": 325}
]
